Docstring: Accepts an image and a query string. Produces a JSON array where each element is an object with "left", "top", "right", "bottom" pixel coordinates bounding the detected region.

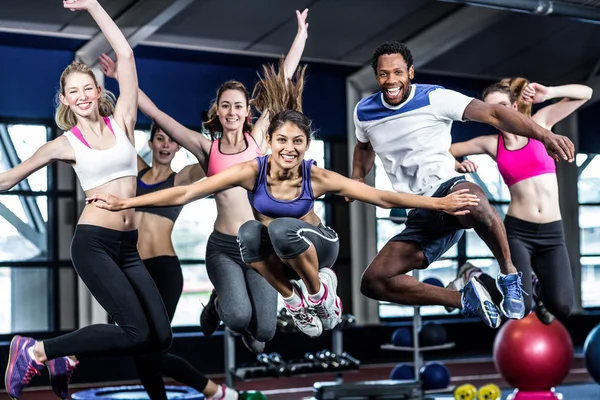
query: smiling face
[
  {"left": 59, "top": 72, "right": 102, "bottom": 118},
  {"left": 268, "top": 121, "right": 310, "bottom": 170},
  {"left": 149, "top": 129, "right": 180, "bottom": 166},
  {"left": 216, "top": 89, "right": 249, "bottom": 133},
  {"left": 375, "top": 53, "right": 415, "bottom": 106}
]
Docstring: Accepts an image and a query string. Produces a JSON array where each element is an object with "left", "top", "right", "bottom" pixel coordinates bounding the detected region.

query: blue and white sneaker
[
  {"left": 496, "top": 271, "right": 526, "bottom": 319},
  {"left": 461, "top": 277, "right": 501, "bottom": 328}
]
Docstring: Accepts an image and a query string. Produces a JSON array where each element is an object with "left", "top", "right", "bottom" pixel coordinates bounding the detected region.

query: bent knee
[
  {"left": 220, "top": 307, "right": 252, "bottom": 334},
  {"left": 548, "top": 298, "right": 573, "bottom": 321}
]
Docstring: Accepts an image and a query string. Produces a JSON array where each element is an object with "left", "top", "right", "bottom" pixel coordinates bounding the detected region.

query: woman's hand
[
  {"left": 296, "top": 8, "right": 309, "bottom": 39},
  {"left": 436, "top": 189, "right": 480, "bottom": 216},
  {"left": 63, "top": 0, "right": 98, "bottom": 12},
  {"left": 98, "top": 53, "right": 118, "bottom": 80},
  {"left": 86, "top": 193, "right": 126, "bottom": 211}
]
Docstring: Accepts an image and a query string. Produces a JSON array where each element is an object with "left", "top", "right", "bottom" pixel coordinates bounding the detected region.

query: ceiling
[{"left": 2, "top": 0, "right": 600, "bottom": 103}]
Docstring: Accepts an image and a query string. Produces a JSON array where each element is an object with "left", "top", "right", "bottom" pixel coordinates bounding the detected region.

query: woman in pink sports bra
[
  {"left": 1, "top": 1, "right": 173, "bottom": 399},
  {"left": 99, "top": 9, "right": 310, "bottom": 354},
  {"left": 448, "top": 77, "right": 592, "bottom": 324}
]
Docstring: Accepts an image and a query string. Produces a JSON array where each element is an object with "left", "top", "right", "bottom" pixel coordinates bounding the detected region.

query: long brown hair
[
  {"left": 251, "top": 57, "right": 307, "bottom": 120},
  {"left": 203, "top": 80, "right": 253, "bottom": 140},
  {"left": 55, "top": 61, "right": 116, "bottom": 131},
  {"left": 483, "top": 77, "right": 531, "bottom": 116}
]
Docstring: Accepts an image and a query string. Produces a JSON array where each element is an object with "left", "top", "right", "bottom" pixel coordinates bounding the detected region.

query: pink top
[
  {"left": 71, "top": 116, "right": 115, "bottom": 147},
  {"left": 496, "top": 134, "right": 556, "bottom": 187},
  {"left": 206, "top": 132, "right": 263, "bottom": 177}
]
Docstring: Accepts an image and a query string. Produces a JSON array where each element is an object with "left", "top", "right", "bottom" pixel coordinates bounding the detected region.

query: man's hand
[{"left": 542, "top": 131, "right": 575, "bottom": 163}]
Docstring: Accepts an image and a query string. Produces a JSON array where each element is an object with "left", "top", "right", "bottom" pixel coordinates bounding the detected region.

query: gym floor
[{"left": 9, "top": 352, "right": 597, "bottom": 400}]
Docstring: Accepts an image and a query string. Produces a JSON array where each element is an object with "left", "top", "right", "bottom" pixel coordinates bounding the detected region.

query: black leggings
[
  {"left": 505, "top": 216, "right": 574, "bottom": 320},
  {"left": 483, "top": 216, "right": 574, "bottom": 321},
  {"left": 44, "top": 225, "right": 172, "bottom": 359},
  {"left": 133, "top": 256, "right": 209, "bottom": 399}
]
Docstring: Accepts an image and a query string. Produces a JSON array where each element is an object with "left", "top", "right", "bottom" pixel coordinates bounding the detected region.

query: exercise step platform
[{"left": 313, "top": 379, "right": 423, "bottom": 400}]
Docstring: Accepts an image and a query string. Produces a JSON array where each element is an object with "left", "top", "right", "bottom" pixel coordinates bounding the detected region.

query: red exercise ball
[{"left": 493, "top": 313, "right": 573, "bottom": 391}]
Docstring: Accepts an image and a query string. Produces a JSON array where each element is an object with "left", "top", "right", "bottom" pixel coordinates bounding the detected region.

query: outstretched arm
[
  {"left": 524, "top": 83, "right": 593, "bottom": 130},
  {"left": 87, "top": 161, "right": 256, "bottom": 210},
  {"left": 312, "top": 167, "right": 479, "bottom": 215},
  {"left": 450, "top": 135, "right": 498, "bottom": 158},
  {"left": 174, "top": 163, "right": 206, "bottom": 186},
  {"left": 463, "top": 99, "right": 575, "bottom": 162},
  {"left": 65, "top": 0, "right": 138, "bottom": 138},
  {"left": 0, "top": 137, "right": 73, "bottom": 192},
  {"left": 98, "top": 54, "right": 209, "bottom": 165}
]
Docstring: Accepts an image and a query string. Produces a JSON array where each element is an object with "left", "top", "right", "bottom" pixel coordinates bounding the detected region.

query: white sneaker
[
  {"left": 284, "top": 281, "right": 323, "bottom": 338},
  {"left": 445, "top": 262, "right": 482, "bottom": 312},
  {"left": 307, "top": 268, "right": 343, "bottom": 330},
  {"left": 207, "top": 384, "right": 238, "bottom": 400}
]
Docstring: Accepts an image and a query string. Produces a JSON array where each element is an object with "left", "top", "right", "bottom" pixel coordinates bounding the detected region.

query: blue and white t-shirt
[{"left": 354, "top": 83, "right": 474, "bottom": 196}]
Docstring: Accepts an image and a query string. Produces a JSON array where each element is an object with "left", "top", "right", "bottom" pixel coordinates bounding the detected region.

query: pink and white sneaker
[
  {"left": 206, "top": 384, "right": 238, "bottom": 400},
  {"left": 284, "top": 281, "right": 323, "bottom": 338},
  {"left": 305, "top": 268, "right": 343, "bottom": 330}
]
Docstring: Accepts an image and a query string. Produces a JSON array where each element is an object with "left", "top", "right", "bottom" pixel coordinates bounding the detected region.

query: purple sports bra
[{"left": 247, "top": 155, "right": 316, "bottom": 219}]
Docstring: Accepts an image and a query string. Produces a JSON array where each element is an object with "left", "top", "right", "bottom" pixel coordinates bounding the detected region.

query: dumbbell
[
  {"left": 316, "top": 350, "right": 341, "bottom": 370},
  {"left": 339, "top": 352, "right": 361, "bottom": 369},
  {"left": 267, "top": 352, "right": 290, "bottom": 377},
  {"left": 256, "top": 353, "right": 284, "bottom": 377},
  {"left": 305, "top": 352, "right": 330, "bottom": 372}
]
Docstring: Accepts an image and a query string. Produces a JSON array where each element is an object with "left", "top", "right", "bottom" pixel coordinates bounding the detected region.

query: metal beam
[
  {"left": 438, "top": 0, "right": 600, "bottom": 25},
  {"left": 348, "top": 6, "right": 507, "bottom": 93},
  {"left": 0, "top": 202, "right": 45, "bottom": 251},
  {"left": 76, "top": 0, "right": 197, "bottom": 67}
]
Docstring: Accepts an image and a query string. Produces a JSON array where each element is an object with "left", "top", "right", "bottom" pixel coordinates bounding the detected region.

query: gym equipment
[
  {"left": 423, "top": 277, "right": 444, "bottom": 288},
  {"left": 477, "top": 383, "right": 501, "bottom": 400},
  {"left": 494, "top": 313, "right": 573, "bottom": 399},
  {"left": 419, "top": 361, "right": 450, "bottom": 391},
  {"left": 454, "top": 383, "right": 477, "bottom": 400},
  {"left": 584, "top": 323, "right": 600, "bottom": 384},
  {"left": 313, "top": 380, "right": 422, "bottom": 400},
  {"left": 390, "top": 363, "right": 414, "bottom": 380},
  {"left": 392, "top": 327, "right": 413, "bottom": 347},
  {"left": 418, "top": 321, "right": 447, "bottom": 347},
  {"left": 72, "top": 385, "right": 203, "bottom": 400},
  {"left": 276, "top": 308, "right": 296, "bottom": 332}
]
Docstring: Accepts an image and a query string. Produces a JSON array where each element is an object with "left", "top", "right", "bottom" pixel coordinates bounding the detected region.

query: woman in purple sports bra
[
  {"left": 99, "top": 9, "right": 310, "bottom": 353},
  {"left": 448, "top": 77, "right": 592, "bottom": 324},
  {"left": 88, "top": 65, "right": 481, "bottom": 338}
]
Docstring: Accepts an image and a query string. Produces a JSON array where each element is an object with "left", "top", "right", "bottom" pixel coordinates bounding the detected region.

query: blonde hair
[
  {"left": 203, "top": 80, "right": 253, "bottom": 139},
  {"left": 55, "top": 61, "right": 116, "bottom": 131},
  {"left": 250, "top": 57, "right": 306, "bottom": 118},
  {"left": 483, "top": 77, "right": 532, "bottom": 116}
]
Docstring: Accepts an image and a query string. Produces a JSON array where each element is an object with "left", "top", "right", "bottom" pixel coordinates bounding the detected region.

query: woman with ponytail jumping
[{"left": 447, "top": 77, "right": 592, "bottom": 324}]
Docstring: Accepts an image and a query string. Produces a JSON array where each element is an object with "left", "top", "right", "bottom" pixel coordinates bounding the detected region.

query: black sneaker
[
  {"left": 241, "top": 333, "right": 265, "bottom": 354},
  {"left": 532, "top": 276, "right": 554, "bottom": 325},
  {"left": 200, "top": 290, "right": 221, "bottom": 337}
]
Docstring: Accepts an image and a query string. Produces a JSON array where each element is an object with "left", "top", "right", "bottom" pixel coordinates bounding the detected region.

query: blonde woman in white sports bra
[{"left": 2, "top": 1, "right": 171, "bottom": 399}]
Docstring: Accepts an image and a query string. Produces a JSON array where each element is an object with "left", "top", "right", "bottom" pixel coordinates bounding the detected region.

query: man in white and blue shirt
[{"left": 351, "top": 41, "right": 575, "bottom": 329}]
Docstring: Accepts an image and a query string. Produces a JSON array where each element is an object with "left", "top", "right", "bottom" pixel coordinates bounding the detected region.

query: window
[
  {"left": 375, "top": 153, "right": 510, "bottom": 319},
  {"left": 578, "top": 154, "right": 600, "bottom": 308},
  {"left": 0, "top": 123, "right": 70, "bottom": 334},
  {"left": 134, "top": 130, "right": 328, "bottom": 326}
]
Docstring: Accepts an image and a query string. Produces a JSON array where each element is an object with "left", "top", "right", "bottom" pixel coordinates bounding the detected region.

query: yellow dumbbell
[
  {"left": 477, "top": 383, "right": 501, "bottom": 400},
  {"left": 454, "top": 384, "right": 478, "bottom": 400}
]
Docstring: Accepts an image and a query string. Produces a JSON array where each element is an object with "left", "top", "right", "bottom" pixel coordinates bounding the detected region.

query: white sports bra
[{"left": 63, "top": 116, "right": 138, "bottom": 191}]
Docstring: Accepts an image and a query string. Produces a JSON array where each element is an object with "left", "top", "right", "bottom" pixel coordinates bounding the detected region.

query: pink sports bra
[
  {"left": 496, "top": 134, "right": 556, "bottom": 187},
  {"left": 206, "top": 132, "right": 263, "bottom": 177}
]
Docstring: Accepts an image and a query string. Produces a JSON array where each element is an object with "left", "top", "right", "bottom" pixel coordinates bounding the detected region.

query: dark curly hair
[{"left": 371, "top": 41, "right": 414, "bottom": 73}]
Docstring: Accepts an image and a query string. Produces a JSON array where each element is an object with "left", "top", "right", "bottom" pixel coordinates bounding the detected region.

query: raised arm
[
  {"left": 0, "top": 137, "right": 74, "bottom": 192},
  {"left": 87, "top": 160, "right": 256, "bottom": 211},
  {"left": 174, "top": 163, "right": 206, "bottom": 186},
  {"left": 463, "top": 99, "right": 574, "bottom": 162},
  {"left": 450, "top": 134, "right": 498, "bottom": 158},
  {"left": 312, "top": 167, "right": 479, "bottom": 216},
  {"left": 250, "top": 9, "right": 309, "bottom": 148},
  {"left": 523, "top": 83, "right": 593, "bottom": 130},
  {"left": 98, "top": 54, "right": 209, "bottom": 165},
  {"left": 65, "top": 0, "right": 137, "bottom": 138}
]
